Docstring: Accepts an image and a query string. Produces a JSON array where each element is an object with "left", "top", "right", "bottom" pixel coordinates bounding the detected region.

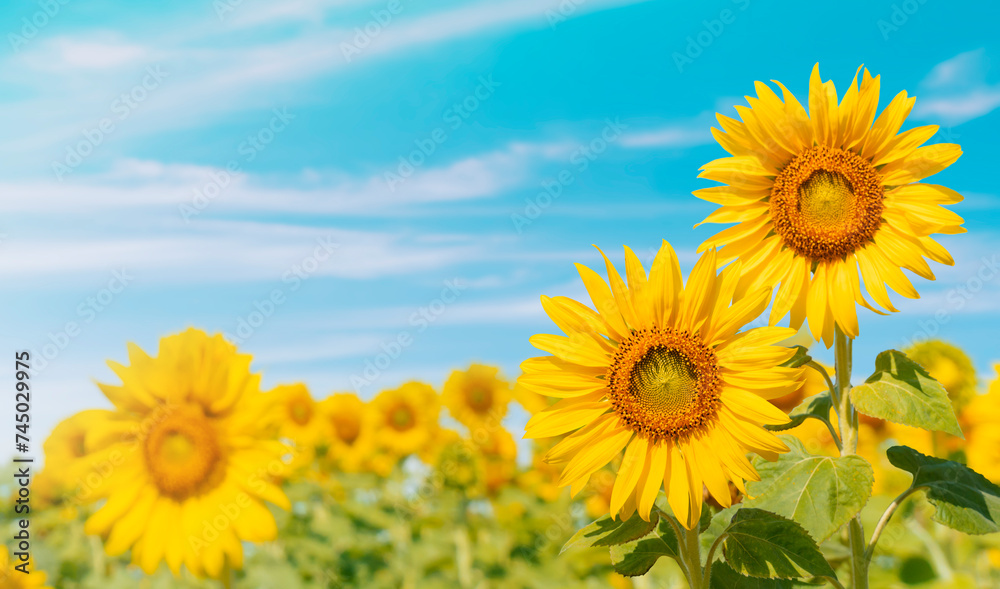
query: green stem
[
  {"left": 222, "top": 561, "right": 234, "bottom": 589},
  {"left": 683, "top": 525, "right": 703, "bottom": 589},
  {"left": 834, "top": 325, "right": 867, "bottom": 589},
  {"left": 701, "top": 533, "right": 727, "bottom": 589},
  {"left": 807, "top": 360, "right": 838, "bottom": 405},
  {"left": 865, "top": 486, "right": 919, "bottom": 561}
]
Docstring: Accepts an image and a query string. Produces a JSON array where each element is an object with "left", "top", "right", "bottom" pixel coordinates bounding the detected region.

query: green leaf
[
  {"left": 744, "top": 436, "right": 873, "bottom": 542},
  {"left": 780, "top": 345, "right": 813, "bottom": 368},
  {"left": 887, "top": 445, "right": 1000, "bottom": 534},
  {"left": 710, "top": 561, "right": 794, "bottom": 589},
  {"left": 561, "top": 511, "right": 658, "bottom": 553},
  {"left": 722, "top": 508, "right": 836, "bottom": 579},
  {"left": 850, "top": 349, "right": 963, "bottom": 437},
  {"left": 609, "top": 517, "right": 680, "bottom": 577},
  {"left": 766, "top": 392, "right": 833, "bottom": 432},
  {"left": 701, "top": 505, "right": 740, "bottom": 566}
]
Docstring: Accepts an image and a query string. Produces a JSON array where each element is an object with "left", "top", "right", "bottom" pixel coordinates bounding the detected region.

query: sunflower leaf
[
  {"left": 722, "top": 508, "right": 836, "bottom": 579},
  {"left": 850, "top": 349, "right": 963, "bottom": 437},
  {"left": 744, "top": 437, "right": 873, "bottom": 542},
  {"left": 780, "top": 345, "right": 813, "bottom": 368},
  {"left": 561, "top": 511, "right": 659, "bottom": 553},
  {"left": 608, "top": 518, "right": 680, "bottom": 577},
  {"left": 710, "top": 561, "right": 795, "bottom": 588},
  {"left": 887, "top": 445, "right": 1000, "bottom": 534},
  {"left": 766, "top": 392, "right": 833, "bottom": 432}
]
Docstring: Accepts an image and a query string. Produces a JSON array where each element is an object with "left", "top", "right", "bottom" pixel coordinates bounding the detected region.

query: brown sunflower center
[
  {"left": 465, "top": 384, "right": 493, "bottom": 413},
  {"left": 607, "top": 327, "right": 721, "bottom": 442},
  {"left": 388, "top": 404, "right": 415, "bottom": 431},
  {"left": 770, "top": 146, "right": 884, "bottom": 260},
  {"left": 144, "top": 404, "right": 224, "bottom": 500},
  {"left": 332, "top": 413, "right": 361, "bottom": 445},
  {"left": 288, "top": 397, "right": 313, "bottom": 426}
]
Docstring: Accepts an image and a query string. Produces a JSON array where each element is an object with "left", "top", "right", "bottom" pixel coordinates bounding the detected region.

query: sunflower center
[
  {"left": 770, "top": 146, "right": 884, "bottom": 260},
  {"left": 389, "top": 405, "right": 415, "bottom": 431},
  {"left": 332, "top": 414, "right": 361, "bottom": 445},
  {"left": 607, "top": 327, "right": 721, "bottom": 443},
  {"left": 144, "top": 404, "right": 224, "bottom": 500},
  {"left": 288, "top": 397, "right": 313, "bottom": 426},
  {"left": 465, "top": 385, "right": 493, "bottom": 413}
]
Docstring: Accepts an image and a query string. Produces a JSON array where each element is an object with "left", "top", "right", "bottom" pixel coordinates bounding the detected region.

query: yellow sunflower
[
  {"left": 443, "top": 363, "right": 511, "bottom": 430},
  {"left": 261, "top": 383, "right": 327, "bottom": 468},
  {"left": 40, "top": 409, "right": 115, "bottom": 496},
  {"left": 0, "top": 546, "right": 50, "bottom": 589},
  {"left": 964, "top": 365, "right": 1000, "bottom": 482},
  {"left": 82, "top": 329, "right": 290, "bottom": 578},
  {"left": 696, "top": 64, "right": 964, "bottom": 347},
  {"left": 318, "top": 393, "right": 377, "bottom": 473},
  {"left": 519, "top": 242, "right": 803, "bottom": 529},
  {"left": 372, "top": 381, "right": 440, "bottom": 457},
  {"left": 905, "top": 340, "right": 977, "bottom": 411}
]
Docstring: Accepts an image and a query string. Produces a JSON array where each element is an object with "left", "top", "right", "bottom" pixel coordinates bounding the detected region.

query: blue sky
[{"left": 2, "top": 0, "right": 1000, "bottom": 451}]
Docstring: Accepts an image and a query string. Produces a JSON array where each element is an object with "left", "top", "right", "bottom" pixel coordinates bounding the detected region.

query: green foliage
[
  {"left": 887, "top": 445, "right": 1000, "bottom": 534},
  {"left": 720, "top": 508, "right": 836, "bottom": 580},
  {"left": 608, "top": 515, "right": 680, "bottom": 577},
  {"left": 561, "top": 511, "right": 659, "bottom": 553},
  {"left": 850, "top": 350, "right": 963, "bottom": 437},
  {"left": 744, "top": 436, "right": 873, "bottom": 541},
  {"left": 766, "top": 392, "right": 834, "bottom": 433},
  {"left": 780, "top": 346, "right": 813, "bottom": 368},
  {"left": 709, "top": 561, "right": 794, "bottom": 588}
]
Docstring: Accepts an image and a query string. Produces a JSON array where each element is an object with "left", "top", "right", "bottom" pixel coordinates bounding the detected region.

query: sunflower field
[{"left": 5, "top": 62, "right": 1000, "bottom": 589}]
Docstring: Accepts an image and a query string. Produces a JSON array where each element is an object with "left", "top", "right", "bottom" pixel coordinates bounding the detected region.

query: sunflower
[
  {"left": 696, "top": 64, "right": 964, "bottom": 346},
  {"left": 963, "top": 365, "right": 1000, "bottom": 482},
  {"left": 82, "top": 329, "right": 290, "bottom": 578},
  {"left": 519, "top": 242, "right": 803, "bottom": 528},
  {"left": 318, "top": 393, "right": 377, "bottom": 473},
  {"left": 443, "top": 363, "right": 511, "bottom": 430},
  {"left": 40, "top": 409, "right": 115, "bottom": 495},
  {"left": 905, "top": 340, "right": 977, "bottom": 411},
  {"left": 261, "top": 383, "right": 327, "bottom": 468},
  {"left": 0, "top": 546, "right": 51, "bottom": 589},
  {"left": 372, "top": 381, "right": 440, "bottom": 457}
]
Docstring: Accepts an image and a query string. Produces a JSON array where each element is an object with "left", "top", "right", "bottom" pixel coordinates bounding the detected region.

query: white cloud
[
  {"left": 914, "top": 49, "right": 1000, "bottom": 125},
  {"left": 620, "top": 125, "right": 711, "bottom": 148}
]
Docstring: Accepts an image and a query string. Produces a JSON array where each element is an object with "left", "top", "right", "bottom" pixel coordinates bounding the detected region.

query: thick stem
[
  {"left": 222, "top": 561, "right": 234, "bottom": 589},
  {"left": 683, "top": 525, "right": 703, "bottom": 589},
  {"left": 834, "top": 326, "right": 867, "bottom": 589}
]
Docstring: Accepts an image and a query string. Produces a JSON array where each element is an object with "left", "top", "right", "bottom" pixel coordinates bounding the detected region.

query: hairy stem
[
  {"left": 834, "top": 325, "right": 867, "bottom": 589},
  {"left": 701, "top": 533, "right": 727, "bottom": 589},
  {"left": 865, "top": 486, "right": 920, "bottom": 561},
  {"left": 683, "top": 525, "right": 703, "bottom": 589}
]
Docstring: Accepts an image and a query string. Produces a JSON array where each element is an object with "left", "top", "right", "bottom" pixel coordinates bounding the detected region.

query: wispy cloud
[{"left": 914, "top": 49, "right": 1000, "bottom": 126}]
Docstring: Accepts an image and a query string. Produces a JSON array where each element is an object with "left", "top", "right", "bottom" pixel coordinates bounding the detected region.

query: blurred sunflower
[
  {"left": 964, "top": 365, "right": 1000, "bottom": 482},
  {"left": 372, "top": 381, "right": 440, "bottom": 457},
  {"left": 443, "top": 363, "right": 511, "bottom": 429},
  {"left": 431, "top": 430, "right": 487, "bottom": 498},
  {"left": 0, "top": 546, "right": 51, "bottom": 589},
  {"left": 520, "top": 242, "right": 803, "bottom": 528},
  {"left": 318, "top": 393, "right": 377, "bottom": 473},
  {"left": 475, "top": 428, "right": 519, "bottom": 495},
  {"left": 518, "top": 439, "right": 565, "bottom": 502},
  {"left": 39, "top": 409, "right": 115, "bottom": 497},
  {"left": 82, "top": 329, "right": 290, "bottom": 578},
  {"left": 262, "top": 383, "right": 326, "bottom": 468},
  {"left": 696, "top": 64, "right": 964, "bottom": 346}
]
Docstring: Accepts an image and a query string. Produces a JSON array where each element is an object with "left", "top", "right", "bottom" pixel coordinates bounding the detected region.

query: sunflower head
[
  {"left": 40, "top": 409, "right": 116, "bottom": 496},
  {"left": 83, "top": 329, "right": 290, "bottom": 579},
  {"left": 318, "top": 392, "right": 377, "bottom": 473},
  {"left": 696, "top": 64, "right": 964, "bottom": 347},
  {"left": 372, "top": 381, "right": 440, "bottom": 457},
  {"left": 519, "top": 242, "right": 803, "bottom": 528},
  {"left": 443, "top": 363, "right": 511, "bottom": 429},
  {"left": 904, "top": 340, "right": 977, "bottom": 411}
]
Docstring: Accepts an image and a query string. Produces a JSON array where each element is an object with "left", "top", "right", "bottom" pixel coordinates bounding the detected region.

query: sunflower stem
[
  {"left": 834, "top": 325, "right": 867, "bottom": 589},
  {"left": 222, "top": 561, "right": 234, "bottom": 589},
  {"left": 682, "top": 524, "right": 703, "bottom": 589}
]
